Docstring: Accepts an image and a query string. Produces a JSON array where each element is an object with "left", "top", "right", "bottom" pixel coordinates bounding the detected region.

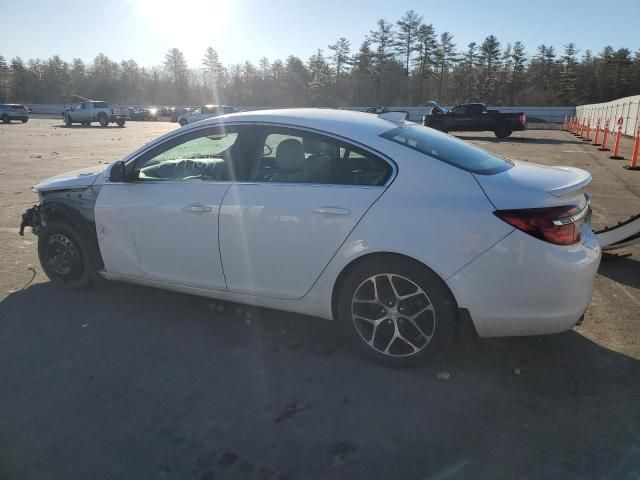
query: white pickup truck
[{"left": 62, "top": 101, "right": 127, "bottom": 127}]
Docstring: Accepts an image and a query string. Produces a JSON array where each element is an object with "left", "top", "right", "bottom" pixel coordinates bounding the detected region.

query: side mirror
[{"left": 108, "top": 161, "right": 128, "bottom": 183}]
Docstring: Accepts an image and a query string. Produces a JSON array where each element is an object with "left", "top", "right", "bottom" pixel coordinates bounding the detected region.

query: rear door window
[
  {"left": 250, "top": 126, "right": 392, "bottom": 186},
  {"left": 380, "top": 124, "right": 512, "bottom": 175}
]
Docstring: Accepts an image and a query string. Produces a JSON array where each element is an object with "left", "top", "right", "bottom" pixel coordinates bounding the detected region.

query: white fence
[{"left": 576, "top": 95, "right": 640, "bottom": 137}]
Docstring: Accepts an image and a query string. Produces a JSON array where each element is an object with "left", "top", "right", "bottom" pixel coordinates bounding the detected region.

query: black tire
[
  {"left": 64, "top": 114, "right": 72, "bottom": 126},
  {"left": 337, "top": 255, "right": 457, "bottom": 367},
  {"left": 179, "top": 118, "right": 188, "bottom": 127},
  {"left": 98, "top": 113, "right": 109, "bottom": 127},
  {"left": 21, "top": 119, "right": 28, "bottom": 123},
  {"left": 116, "top": 119, "right": 126, "bottom": 127},
  {"left": 38, "top": 221, "right": 93, "bottom": 289},
  {"left": 494, "top": 123, "right": 512, "bottom": 138},
  {"left": 1, "top": 114, "right": 9, "bottom": 123}
]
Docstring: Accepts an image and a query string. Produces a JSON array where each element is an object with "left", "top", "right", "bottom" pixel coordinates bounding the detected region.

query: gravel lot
[{"left": 1, "top": 119, "right": 639, "bottom": 479}]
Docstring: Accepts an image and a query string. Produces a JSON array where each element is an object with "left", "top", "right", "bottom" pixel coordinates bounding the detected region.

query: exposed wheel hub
[{"left": 45, "top": 233, "right": 81, "bottom": 279}]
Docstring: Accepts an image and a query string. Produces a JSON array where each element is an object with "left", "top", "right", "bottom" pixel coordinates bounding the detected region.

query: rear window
[
  {"left": 10, "top": 105, "right": 26, "bottom": 110},
  {"left": 92, "top": 102, "right": 108, "bottom": 109},
  {"left": 380, "top": 125, "right": 512, "bottom": 175}
]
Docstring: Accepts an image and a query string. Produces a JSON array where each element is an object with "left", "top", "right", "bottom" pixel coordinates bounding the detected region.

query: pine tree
[
  {"left": 463, "top": 42, "right": 478, "bottom": 102},
  {"left": 413, "top": 23, "right": 437, "bottom": 103},
  {"left": 328, "top": 37, "right": 352, "bottom": 81},
  {"left": 479, "top": 35, "right": 502, "bottom": 104},
  {"left": 202, "top": 47, "right": 222, "bottom": 101},
  {"left": 557, "top": 43, "right": 578, "bottom": 105},
  {"left": 395, "top": 10, "right": 422, "bottom": 104},
  {"left": 164, "top": 48, "right": 188, "bottom": 103},
  {"left": 367, "top": 19, "right": 395, "bottom": 104},
  {"left": 510, "top": 41, "right": 527, "bottom": 104},
  {"left": 434, "top": 32, "right": 457, "bottom": 101}
]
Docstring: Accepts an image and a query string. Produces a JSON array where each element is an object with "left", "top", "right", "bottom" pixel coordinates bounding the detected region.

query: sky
[{"left": 1, "top": 0, "right": 639, "bottom": 68}]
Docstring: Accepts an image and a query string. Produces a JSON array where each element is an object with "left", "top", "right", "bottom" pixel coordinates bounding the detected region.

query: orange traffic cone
[
  {"left": 593, "top": 119, "right": 601, "bottom": 146},
  {"left": 610, "top": 117, "right": 625, "bottom": 160},
  {"left": 600, "top": 120, "right": 611, "bottom": 152},
  {"left": 583, "top": 118, "right": 591, "bottom": 141},
  {"left": 624, "top": 124, "right": 640, "bottom": 171}
]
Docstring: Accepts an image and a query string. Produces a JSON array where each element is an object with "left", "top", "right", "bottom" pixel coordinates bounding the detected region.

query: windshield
[{"left": 380, "top": 124, "right": 512, "bottom": 175}]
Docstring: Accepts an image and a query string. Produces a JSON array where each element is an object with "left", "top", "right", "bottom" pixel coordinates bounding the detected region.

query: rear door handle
[
  {"left": 183, "top": 203, "right": 212, "bottom": 214},
  {"left": 313, "top": 207, "right": 351, "bottom": 215}
]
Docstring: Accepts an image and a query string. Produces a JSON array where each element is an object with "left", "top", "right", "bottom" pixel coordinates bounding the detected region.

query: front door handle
[
  {"left": 183, "top": 203, "right": 212, "bottom": 214},
  {"left": 313, "top": 207, "right": 351, "bottom": 215}
]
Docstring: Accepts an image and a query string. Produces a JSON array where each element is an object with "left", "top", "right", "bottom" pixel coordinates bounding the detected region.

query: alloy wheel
[{"left": 351, "top": 274, "right": 436, "bottom": 357}]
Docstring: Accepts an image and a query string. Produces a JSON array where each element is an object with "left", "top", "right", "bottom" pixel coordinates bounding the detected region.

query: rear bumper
[
  {"left": 446, "top": 225, "right": 601, "bottom": 337},
  {"left": 110, "top": 114, "right": 127, "bottom": 121}
]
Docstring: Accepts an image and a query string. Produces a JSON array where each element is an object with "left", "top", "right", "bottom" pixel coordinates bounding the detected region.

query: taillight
[
  {"left": 519, "top": 113, "right": 526, "bottom": 124},
  {"left": 494, "top": 205, "right": 588, "bottom": 246}
]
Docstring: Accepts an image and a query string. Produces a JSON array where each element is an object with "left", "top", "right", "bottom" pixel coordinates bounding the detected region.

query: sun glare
[{"left": 127, "top": 0, "right": 232, "bottom": 60}]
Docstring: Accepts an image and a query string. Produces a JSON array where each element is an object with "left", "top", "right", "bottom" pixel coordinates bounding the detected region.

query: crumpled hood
[{"left": 34, "top": 165, "right": 106, "bottom": 192}]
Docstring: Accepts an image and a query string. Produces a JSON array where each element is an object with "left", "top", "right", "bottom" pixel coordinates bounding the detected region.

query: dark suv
[{"left": 0, "top": 104, "right": 30, "bottom": 123}]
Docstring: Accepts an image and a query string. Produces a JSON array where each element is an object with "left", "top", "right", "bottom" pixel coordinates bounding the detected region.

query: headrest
[
  {"left": 276, "top": 139, "right": 306, "bottom": 171},
  {"left": 304, "top": 138, "right": 331, "bottom": 155}
]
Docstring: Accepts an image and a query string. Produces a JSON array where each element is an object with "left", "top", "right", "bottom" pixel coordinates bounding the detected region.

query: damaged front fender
[{"left": 19, "top": 205, "right": 42, "bottom": 236}]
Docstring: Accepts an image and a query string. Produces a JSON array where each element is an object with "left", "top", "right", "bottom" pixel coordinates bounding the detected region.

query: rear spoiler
[{"left": 548, "top": 168, "right": 592, "bottom": 197}]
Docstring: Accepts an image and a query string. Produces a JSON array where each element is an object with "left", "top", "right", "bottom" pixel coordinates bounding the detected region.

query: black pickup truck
[{"left": 422, "top": 102, "right": 526, "bottom": 138}]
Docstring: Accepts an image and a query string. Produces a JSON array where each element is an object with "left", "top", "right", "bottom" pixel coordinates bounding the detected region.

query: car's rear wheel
[
  {"left": 1, "top": 114, "right": 9, "bottom": 123},
  {"left": 98, "top": 113, "right": 109, "bottom": 127},
  {"left": 337, "top": 255, "right": 457, "bottom": 366},
  {"left": 38, "top": 221, "right": 93, "bottom": 289},
  {"left": 21, "top": 119, "right": 28, "bottom": 123},
  {"left": 495, "top": 123, "right": 512, "bottom": 138},
  {"left": 116, "top": 119, "right": 125, "bottom": 127},
  {"left": 179, "top": 118, "right": 188, "bottom": 127}
]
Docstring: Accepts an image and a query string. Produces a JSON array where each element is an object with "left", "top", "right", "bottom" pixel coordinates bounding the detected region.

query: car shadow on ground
[
  {"left": 454, "top": 134, "right": 586, "bottom": 146},
  {"left": 599, "top": 252, "right": 640, "bottom": 289},
  {"left": 1, "top": 281, "right": 639, "bottom": 479}
]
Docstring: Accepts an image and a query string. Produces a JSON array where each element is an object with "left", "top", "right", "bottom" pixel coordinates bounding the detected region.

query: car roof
[
  {"left": 200, "top": 108, "right": 408, "bottom": 143},
  {"left": 123, "top": 108, "right": 410, "bottom": 164}
]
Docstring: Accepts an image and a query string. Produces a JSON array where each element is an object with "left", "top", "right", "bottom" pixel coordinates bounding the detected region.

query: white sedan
[{"left": 21, "top": 109, "right": 601, "bottom": 365}]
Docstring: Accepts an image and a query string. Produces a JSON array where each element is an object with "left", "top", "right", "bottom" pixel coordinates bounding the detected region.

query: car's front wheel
[
  {"left": 337, "top": 255, "right": 457, "bottom": 366},
  {"left": 1, "top": 114, "right": 9, "bottom": 123},
  {"left": 38, "top": 221, "right": 93, "bottom": 289},
  {"left": 21, "top": 119, "right": 28, "bottom": 123},
  {"left": 179, "top": 118, "right": 188, "bottom": 127}
]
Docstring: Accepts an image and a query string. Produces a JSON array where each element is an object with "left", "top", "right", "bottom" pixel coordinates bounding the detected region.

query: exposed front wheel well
[
  {"left": 41, "top": 203, "right": 104, "bottom": 271},
  {"left": 330, "top": 252, "right": 458, "bottom": 321}
]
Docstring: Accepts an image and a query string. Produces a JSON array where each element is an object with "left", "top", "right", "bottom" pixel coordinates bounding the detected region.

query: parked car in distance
[
  {"left": 0, "top": 104, "right": 30, "bottom": 123},
  {"left": 129, "top": 107, "right": 160, "bottom": 121},
  {"left": 170, "top": 107, "right": 191, "bottom": 123},
  {"left": 20, "top": 108, "right": 600, "bottom": 366},
  {"left": 62, "top": 100, "right": 127, "bottom": 127},
  {"left": 423, "top": 101, "right": 526, "bottom": 138},
  {"left": 178, "top": 104, "right": 236, "bottom": 126}
]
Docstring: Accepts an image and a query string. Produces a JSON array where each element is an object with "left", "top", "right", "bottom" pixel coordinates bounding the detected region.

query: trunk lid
[{"left": 473, "top": 160, "right": 591, "bottom": 210}]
